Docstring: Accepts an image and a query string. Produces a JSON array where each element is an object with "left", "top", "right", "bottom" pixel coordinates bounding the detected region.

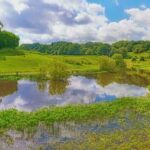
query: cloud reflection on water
[{"left": 0, "top": 76, "right": 148, "bottom": 111}]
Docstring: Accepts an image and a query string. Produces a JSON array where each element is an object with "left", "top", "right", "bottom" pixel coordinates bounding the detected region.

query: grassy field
[
  {"left": 127, "top": 59, "right": 150, "bottom": 72},
  {"left": 0, "top": 51, "right": 100, "bottom": 74},
  {"left": 126, "top": 52, "right": 150, "bottom": 71},
  {"left": 0, "top": 50, "right": 150, "bottom": 74}
]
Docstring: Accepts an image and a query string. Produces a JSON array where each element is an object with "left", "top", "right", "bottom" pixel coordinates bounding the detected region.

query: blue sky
[
  {"left": 89, "top": 0, "right": 150, "bottom": 21},
  {"left": 1, "top": 0, "right": 150, "bottom": 43}
]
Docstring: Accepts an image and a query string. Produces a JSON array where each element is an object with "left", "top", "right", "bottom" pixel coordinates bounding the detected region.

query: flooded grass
[
  {"left": 56, "top": 128, "right": 150, "bottom": 150},
  {"left": 0, "top": 96, "right": 150, "bottom": 132},
  {"left": 1, "top": 97, "right": 150, "bottom": 149}
]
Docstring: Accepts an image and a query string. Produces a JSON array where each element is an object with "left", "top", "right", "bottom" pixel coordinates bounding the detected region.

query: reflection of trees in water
[
  {"left": 37, "top": 79, "right": 68, "bottom": 95},
  {"left": 0, "top": 81, "right": 17, "bottom": 97},
  {"left": 37, "top": 81, "right": 47, "bottom": 92},
  {"left": 49, "top": 80, "right": 68, "bottom": 95},
  {"left": 96, "top": 72, "right": 150, "bottom": 87}
]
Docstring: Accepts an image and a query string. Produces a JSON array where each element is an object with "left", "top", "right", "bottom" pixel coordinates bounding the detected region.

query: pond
[
  {"left": 0, "top": 73, "right": 149, "bottom": 111},
  {"left": 0, "top": 73, "right": 150, "bottom": 149}
]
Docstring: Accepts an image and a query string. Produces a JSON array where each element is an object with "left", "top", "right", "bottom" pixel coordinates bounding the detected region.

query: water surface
[{"left": 0, "top": 75, "right": 149, "bottom": 111}]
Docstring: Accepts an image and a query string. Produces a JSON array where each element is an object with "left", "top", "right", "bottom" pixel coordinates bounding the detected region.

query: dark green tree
[{"left": 0, "top": 31, "right": 20, "bottom": 49}]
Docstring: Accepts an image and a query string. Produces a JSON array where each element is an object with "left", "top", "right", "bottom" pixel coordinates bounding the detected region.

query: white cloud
[
  {"left": 98, "top": 8, "right": 150, "bottom": 43},
  {"left": 0, "top": 0, "right": 150, "bottom": 43}
]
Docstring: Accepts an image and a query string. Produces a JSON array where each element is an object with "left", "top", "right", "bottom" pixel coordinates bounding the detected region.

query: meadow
[
  {"left": 0, "top": 50, "right": 150, "bottom": 74},
  {"left": 0, "top": 50, "right": 99, "bottom": 74}
]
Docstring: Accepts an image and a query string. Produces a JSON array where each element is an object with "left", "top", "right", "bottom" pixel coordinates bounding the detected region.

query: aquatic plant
[{"left": 0, "top": 96, "right": 150, "bottom": 132}]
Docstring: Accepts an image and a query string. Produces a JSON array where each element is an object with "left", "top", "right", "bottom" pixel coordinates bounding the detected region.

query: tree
[{"left": 0, "top": 31, "right": 20, "bottom": 49}]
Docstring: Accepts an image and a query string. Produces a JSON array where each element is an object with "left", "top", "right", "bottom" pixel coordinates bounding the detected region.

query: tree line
[{"left": 20, "top": 40, "right": 150, "bottom": 56}]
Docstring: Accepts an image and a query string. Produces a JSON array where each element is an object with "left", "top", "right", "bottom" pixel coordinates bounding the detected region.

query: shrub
[
  {"left": 131, "top": 56, "right": 137, "bottom": 62},
  {"left": 99, "top": 56, "right": 116, "bottom": 72},
  {"left": 49, "top": 61, "right": 69, "bottom": 81},
  {"left": 112, "top": 54, "right": 127, "bottom": 71},
  {"left": 140, "top": 56, "right": 145, "bottom": 61}
]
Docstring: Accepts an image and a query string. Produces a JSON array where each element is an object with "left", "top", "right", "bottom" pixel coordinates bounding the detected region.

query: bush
[
  {"left": 99, "top": 56, "right": 116, "bottom": 72},
  {"left": 112, "top": 54, "right": 127, "bottom": 71},
  {"left": 131, "top": 56, "right": 137, "bottom": 62},
  {"left": 49, "top": 61, "right": 69, "bottom": 81},
  {"left": 140, "top": 56, "right": 145, "bottom": 61},
  {"left": 0, "top": 31, "right": 19, "bottom": 49}
]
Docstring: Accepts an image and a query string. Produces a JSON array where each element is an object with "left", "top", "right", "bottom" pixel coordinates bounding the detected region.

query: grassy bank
[{"left": 0, "top": 96, "right": 150, "bottom": 132}]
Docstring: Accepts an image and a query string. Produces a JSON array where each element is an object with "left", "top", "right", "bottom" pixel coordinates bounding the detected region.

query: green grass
[
  {"left": 126, "top": 52, "right": 150, "bottom": 72},
  {"left": 1, "top": 50, "right": 150, "bottom": 74},
  {"left": 0, "top": 48, "right": 25, "bottom": 56},
  {"left": 0, "top": 51, "right": 99, "bottom": 73},
  {"left": 126, "top": 59, "right": 150, "bottom": 72}
]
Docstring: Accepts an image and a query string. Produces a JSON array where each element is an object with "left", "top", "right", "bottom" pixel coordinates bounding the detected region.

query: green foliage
[
  {"left": 140, "top": 56, "right": 145, "bottom": 61},
  {"left": 112, "top": 54, "right": 127, "bottom": 71},
  {"left": 0, "top": 31, "right": 19, "bottom": 49},
  {"left": 99, "top": 55, "right": 127, "bottom": 72},
  {"left": 20, "top": 40, "right": 150, "bottom": 56},
  {"left": 112, "top": 40, "right": 150, "bottom": 54},
  {"left": 49, "top": 61, "right": 69, "bottom": 81},
  {"left": 0, "top": 97, "right": 150, "bottom": 131},
  {"left": 20, "top": 42, "right": 112, "bottom": 56},
  {"left": 99, "top": 56, "right": 116, "bottom": 72},
  {"left": 131, "top": 56, "right": 137, "bottom": 61}
]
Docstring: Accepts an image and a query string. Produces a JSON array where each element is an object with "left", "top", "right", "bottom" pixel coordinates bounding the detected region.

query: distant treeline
[{"left": 20, "top": 41, "right": 150, "bottom": 56}]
